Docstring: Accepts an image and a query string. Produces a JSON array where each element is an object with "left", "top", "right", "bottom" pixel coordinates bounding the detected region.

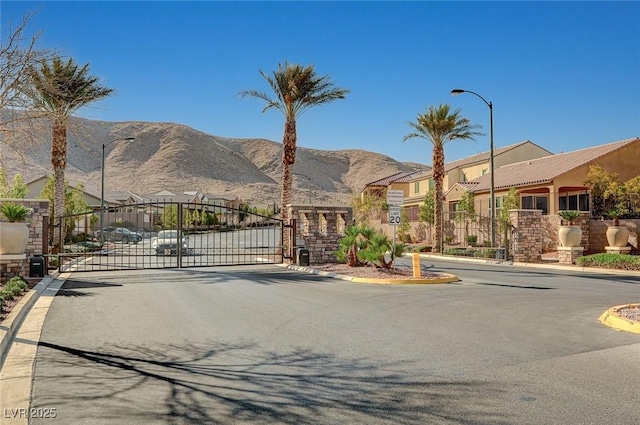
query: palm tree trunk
[
  {"left": 51, "top": 117, "right": 67, "bottom": 251},
  {"left": 432, "top": 144, "right": 445, "bottom": 253},
  {"left": 280, "top": 117, "right": 297, "bottom": 258}
]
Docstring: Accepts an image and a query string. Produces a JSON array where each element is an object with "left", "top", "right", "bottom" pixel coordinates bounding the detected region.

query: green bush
[
  {"left": 1, "top": 276, "right": 28, "bottom": 300},
  {"left": 575, "top": 253, "right": 640, "bottom": 270},
  {"left": 465, "top": 235, "right": 478, "bottom": 246}
]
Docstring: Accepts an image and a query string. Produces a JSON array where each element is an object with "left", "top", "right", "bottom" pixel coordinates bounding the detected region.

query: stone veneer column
[
  {"left": 287, "top": 205, "right": 353, "bottom": 265},
  {"left": 509, "top": 209, "right": 543, "bottom": 263},
  {"left": 558, "top": 247, "right": 584, "bottom": 264},
  {"left": 0, "top": 199, "right": 49, "bottom": 283}
]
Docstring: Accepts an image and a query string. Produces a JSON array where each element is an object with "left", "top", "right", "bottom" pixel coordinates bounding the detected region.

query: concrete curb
[
  {"left": 284, "top": 264, "right": 459, "bottom": 285},
  {"left": 417, "top": 253, "right": 640, "bottom": 276},
  {"left": 0, "top": 274, "right": 56, "bottom": 369},
  {"left": 599, "top": 304, "right": 640, "bottom": 334}
]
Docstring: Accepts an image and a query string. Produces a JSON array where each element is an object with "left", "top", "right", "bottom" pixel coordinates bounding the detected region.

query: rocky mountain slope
[{"left": 1, "top": 115, "right": 428, "bottom": 205}]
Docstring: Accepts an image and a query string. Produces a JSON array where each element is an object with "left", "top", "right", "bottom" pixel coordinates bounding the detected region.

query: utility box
[
  {"left": 298, "top": 248, "right": 310, "bottom": 266},
  {"left": 30, "top": 254, "right": 45, "bottom": 278}
]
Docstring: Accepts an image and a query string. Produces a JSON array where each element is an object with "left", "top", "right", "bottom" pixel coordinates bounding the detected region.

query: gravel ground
[
  {"left": 616, "top": 305, "right": 640, "bottom": 322},
  {"left": 311, "top": 263, "right": 448, "bottom": 280}
]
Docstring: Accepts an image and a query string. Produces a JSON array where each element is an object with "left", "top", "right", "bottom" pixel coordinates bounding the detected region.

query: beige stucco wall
[{"left": 494, "top": 143, "right": 552, "bottom": 168}]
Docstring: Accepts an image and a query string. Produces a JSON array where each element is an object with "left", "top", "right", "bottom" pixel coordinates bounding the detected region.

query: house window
[
  {"left": 482, "top": 169, "right": 487, "bottom": 175},
  {"left": 414, "top": 181, "right": 420, "bottom": 194},
  {"left": 428, "top": 179, "right": 434, "bottom": 190},
  {"left": 521, "top": 195, "right": 549, "bottom": 215},
  {"left": 558, "top": 192, "right": 590, "bottom": 212},
  {"left": 493, "top": 196, "right": 503, "bottom": 215}
]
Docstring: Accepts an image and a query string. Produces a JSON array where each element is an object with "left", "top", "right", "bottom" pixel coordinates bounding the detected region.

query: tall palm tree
[
  {"left": 403, "top": 104, "right": 481, "bottom": 253},
  {"left": 26, "top": 56, "right": 113, "bottom": 249},
  {"left": 239, "top": 62, "right": 349, "bottom": 254}
]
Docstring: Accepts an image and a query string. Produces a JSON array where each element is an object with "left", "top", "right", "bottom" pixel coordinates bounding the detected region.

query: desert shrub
[
  {"left": 0, "top": 277, "right": 28, "bottom": 300},
  {"left": 466, "top": 235, "right": 478, "bottom": 246},
  {"left": 336, "top": 224, "right": 407, "bottom": 268},
  {"left": 575, "top": 253, "right": 640, "bottom": 270}
]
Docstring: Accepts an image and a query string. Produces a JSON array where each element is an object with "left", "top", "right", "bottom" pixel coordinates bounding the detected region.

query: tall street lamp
[
  {"left": 451, "top": 88, "right": 496, "bottom": 247},
  {"left": 100, "top": 137, "right": 135, "bottom": 243},
  {"left": 293, "top": 172, "right": 312, "bottom": 204}
]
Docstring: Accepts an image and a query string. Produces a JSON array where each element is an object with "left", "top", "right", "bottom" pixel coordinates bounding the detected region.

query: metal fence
[
  {"left": 440, "top": 211, "right": 511, "bottom": 260},
  {"left": 52, "top": 201, "right": 283, "bottom": 272}
]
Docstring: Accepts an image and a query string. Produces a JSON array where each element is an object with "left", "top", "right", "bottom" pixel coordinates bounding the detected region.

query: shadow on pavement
[{"left": 31, "top": 340, "right": 511, "bottom": 425}]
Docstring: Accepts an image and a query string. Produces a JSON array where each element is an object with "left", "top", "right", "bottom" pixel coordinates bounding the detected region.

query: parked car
[
  {"left": 97, "top": 227, "right": 142, "bottom": 244},
  {"left": 151, "top": 230, "right": 188, "bottom": 255}
]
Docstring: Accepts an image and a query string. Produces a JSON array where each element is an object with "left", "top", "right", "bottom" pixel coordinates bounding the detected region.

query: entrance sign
[
  {"left": 389, "top": 206, "right": 402, "bottom": 226},
  {"left": 386, "top": 190, "right": 404, "bottom": 206}
]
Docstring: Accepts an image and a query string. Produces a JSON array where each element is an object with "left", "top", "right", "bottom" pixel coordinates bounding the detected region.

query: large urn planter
[
  {"left": 0, "top": 222, "right": 29, "bottom": 254},
  {"left": 606, "top": 224, "right": 630, "bottom": 248},
  {"left": 558, "top": 225, "right": 582, "bottom": 248},
  {"left": 558, "top": 211, "right": 583, "bottom": 248},
  {"left": 0, "top": 202, "right": 32, "bottom": 255}
]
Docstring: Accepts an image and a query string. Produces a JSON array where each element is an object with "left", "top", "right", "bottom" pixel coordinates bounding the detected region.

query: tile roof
[
  {"left": 362, "top": 171, "right": 411, "bottom": 188},
  {"left": 469, "top": 137, "right": 640, "bottom": 192},
  {"left": 362, "top": 141, "right": 550, "bottom": 190}
]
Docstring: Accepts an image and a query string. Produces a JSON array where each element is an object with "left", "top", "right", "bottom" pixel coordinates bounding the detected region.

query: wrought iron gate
[
  {"left": 440, "top": 211, "right": 511, "bottom": 260},
  {"left": 54, "top": 201, "right": 283, "bottom": 272}
]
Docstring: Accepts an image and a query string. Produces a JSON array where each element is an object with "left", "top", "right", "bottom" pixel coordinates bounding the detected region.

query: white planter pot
[
  {"left": 0, "top": 222, "right": 29, "bottom": 254},
  {"left": 558, "top": 225, "right": 582, "bottom": 248},
  {"left": 606, "top": 225, "right": 630, "bottom": 247}
]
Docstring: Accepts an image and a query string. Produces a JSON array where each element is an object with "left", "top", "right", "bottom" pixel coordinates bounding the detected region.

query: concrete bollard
[{"left": 412, "top": 252, "right": 421, "bottom": 278}]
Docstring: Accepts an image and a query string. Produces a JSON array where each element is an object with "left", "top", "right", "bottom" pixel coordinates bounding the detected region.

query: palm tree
[
  {"left": 26, "top": 56, "right": 113, "bottom": 249},
  {"left": 239, "top": 62, "right": 349, "bottom": 254},
  {"left": 403, "top": 104, "right": 481, "bottom": 253}
]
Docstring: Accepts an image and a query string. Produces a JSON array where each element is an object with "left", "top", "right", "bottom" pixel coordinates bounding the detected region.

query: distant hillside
[{"left": 0, "top": 115, "right": 428, "bottom": 205}]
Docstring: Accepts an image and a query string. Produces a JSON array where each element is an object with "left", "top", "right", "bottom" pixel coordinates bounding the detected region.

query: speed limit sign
[{"left": 388, "top": 206, "right": 401, "bottom": 226}]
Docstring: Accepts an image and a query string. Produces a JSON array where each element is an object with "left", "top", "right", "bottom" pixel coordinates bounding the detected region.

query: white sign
[
  {"left": 388, "top": 206, "right": 402, "bottom": 226},
  {"left": 386, "top": 190, "right": 404, "bottom": 206}
]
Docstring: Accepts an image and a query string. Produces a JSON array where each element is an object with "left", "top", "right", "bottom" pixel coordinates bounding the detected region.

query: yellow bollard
[{"left": 412, "top": 252, "right": 421, "bottom": 278}]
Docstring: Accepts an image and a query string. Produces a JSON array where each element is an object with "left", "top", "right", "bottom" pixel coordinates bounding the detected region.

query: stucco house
[
  {"left": 360, "top": 140, "right": 552, "bottom": 219},
  {"left": 445, "top": 137, "right": 640, "bottom": 217}
]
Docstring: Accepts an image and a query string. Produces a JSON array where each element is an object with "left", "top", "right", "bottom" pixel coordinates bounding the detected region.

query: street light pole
[
  {"left": 293, "top": 172, "right": 312, "bottom": 204},
  {"left": 100, "top": 137, "right": 135, "bottom": 243},
  {"left": 451, "top": 89, "right": 495, "bottom": 247}
]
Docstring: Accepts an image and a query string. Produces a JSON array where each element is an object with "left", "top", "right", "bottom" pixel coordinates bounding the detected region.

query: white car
[{"left": 151, "top": 230, "right": 188, "bottom": 255}]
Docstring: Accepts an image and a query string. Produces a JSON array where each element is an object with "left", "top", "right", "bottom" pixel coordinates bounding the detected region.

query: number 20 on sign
[{"left": 388, "top": 206, "right": 402, "bottom": 226}]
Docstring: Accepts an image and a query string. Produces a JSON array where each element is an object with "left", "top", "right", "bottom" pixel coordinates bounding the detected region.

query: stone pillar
[
  {"left": 509, "top": 209, "right": 543, "bottom": 263},
  {"left": 558, "top": 247, "right": 584, "bottom": 264},
  {"left": 0, "top": 199, "right": 49, "bottom": 283},
  {"left": 287, "top": 205, "right": 353, "bottom": 265}
]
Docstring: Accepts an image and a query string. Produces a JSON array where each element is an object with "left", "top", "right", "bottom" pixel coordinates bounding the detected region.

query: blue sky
[{"left": 2, "top": 1, "right": 639, "bottom": 166}]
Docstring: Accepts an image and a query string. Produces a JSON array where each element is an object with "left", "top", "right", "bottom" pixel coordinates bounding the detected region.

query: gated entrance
[
  {"left": 54, "top": 202, "right": 283, "bottom": 272},
  {"left": 441, "top": 211, "right": 511, "bottom": 260}
]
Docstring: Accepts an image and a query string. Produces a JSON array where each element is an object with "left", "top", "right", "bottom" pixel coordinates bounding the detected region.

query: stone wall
[
  {"left": 287, "top": 205, "right": 353, "bottom": 265},
  {"left": 0, "top": 199, "right": 49, "bottom": 283},
  {"left": 509, "top": 209, "right": 543, "bottom": 263},
  {"left": 589, "top": 219, "right": 638, "bottom": 253}
]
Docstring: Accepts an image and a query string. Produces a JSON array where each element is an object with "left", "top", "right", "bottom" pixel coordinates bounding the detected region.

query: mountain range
[{"left": 0, "top": 115, "right": 428, "bottom": 205}]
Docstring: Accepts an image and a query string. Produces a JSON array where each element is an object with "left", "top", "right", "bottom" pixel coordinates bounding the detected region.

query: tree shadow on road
[{"left": 31, "top": 339, "right": 511, "bottom": 425}]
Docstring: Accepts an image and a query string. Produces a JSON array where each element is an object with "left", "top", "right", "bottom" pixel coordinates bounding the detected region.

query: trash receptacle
[
  {"left": 30, "top": 254, "right": 45, "bottom": 277},
  {"left": 298, "top": 248, "right": 310, "bottom": 266}
]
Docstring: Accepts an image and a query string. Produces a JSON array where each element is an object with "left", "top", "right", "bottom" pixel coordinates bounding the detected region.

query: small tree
[
  {"left": 351, "top": 193, "right": 385, "bottom": 225},
  {"left": 584, "top": 165, "right": 625, "bottom": 218},
  {"left": 0, "top": 168, "right": 28, "bottom": 198},
  {"left": 418, "top": 190, "right": 435, "bottom": 244},
  {"left": 40, "top": 177, "right": 92, "bottom": 243},
  {"left": 397, "top": 208, "right": 412, "bottom": 243},
  {"left": 497, "top": 188, "right": 519, "bottom": 242},
  {"left": 455, "top": 190, "right": 476, "bottom": 240}
]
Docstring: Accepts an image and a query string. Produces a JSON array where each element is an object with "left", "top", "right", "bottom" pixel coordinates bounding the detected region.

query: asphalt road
[{"left": 29, "top": 261, "right": 640, "bottom": 425}]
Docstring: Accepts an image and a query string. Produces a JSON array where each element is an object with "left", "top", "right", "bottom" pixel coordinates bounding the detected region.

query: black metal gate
[
  {"left": 54, "top": 201, "right": 283, "bottom": 272},
  {"left": 440, "top": 211, "right": 511, "bottom": 260}
]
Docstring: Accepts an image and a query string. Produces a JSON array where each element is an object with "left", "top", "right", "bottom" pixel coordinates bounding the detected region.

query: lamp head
[
  {"left": 124, "top": 137, "right": 135, "bottom": 142},
  {"left": 451, "top": 89, "right": 465, "bottom": 96}
]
